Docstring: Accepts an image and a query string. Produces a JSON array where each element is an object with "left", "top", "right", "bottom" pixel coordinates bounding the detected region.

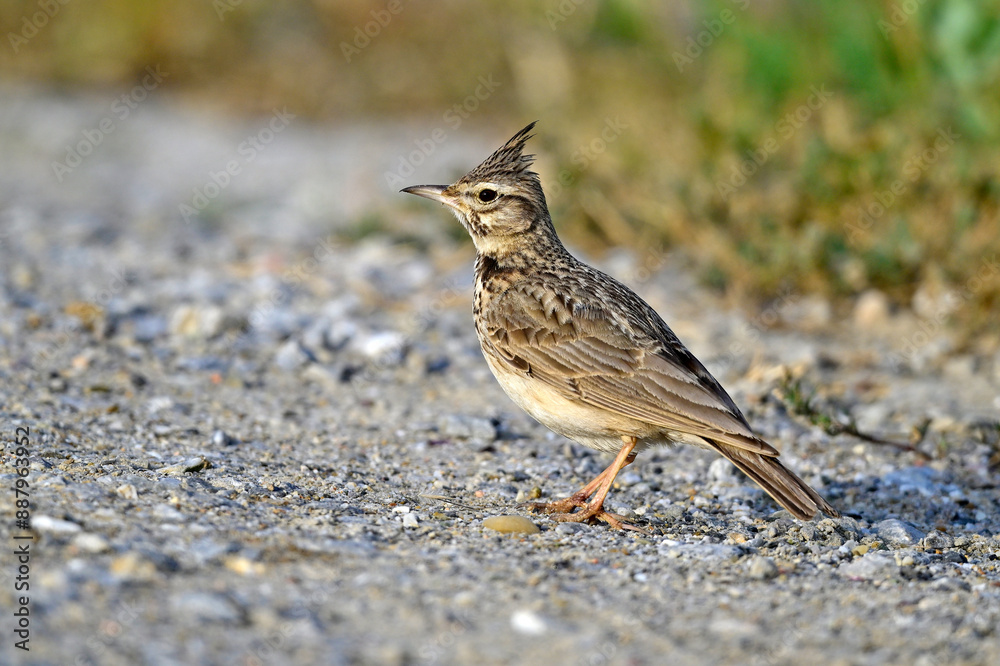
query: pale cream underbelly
[{"left": 482, "top": 353, "right": 685, "bottom": 454}]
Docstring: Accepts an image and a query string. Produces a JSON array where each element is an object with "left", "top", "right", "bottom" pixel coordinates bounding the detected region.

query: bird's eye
[{"left": 477, "top": 188, "right": 498, "bottom": 203}]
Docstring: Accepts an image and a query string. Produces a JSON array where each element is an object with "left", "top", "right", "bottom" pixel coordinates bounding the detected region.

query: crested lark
[{"left": 402, "top": 122, "right": 838, "bottom": 530}]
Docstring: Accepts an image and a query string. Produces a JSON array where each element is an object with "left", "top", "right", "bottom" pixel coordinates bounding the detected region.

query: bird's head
[{"left": 401, "top": 122, "right": 554, "bottom": 257}]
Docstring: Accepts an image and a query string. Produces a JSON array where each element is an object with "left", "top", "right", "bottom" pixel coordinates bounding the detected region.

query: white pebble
[
  {"left": 32, "top": 515, "right": 82, "bottom": 534},
  {"left": 510, "top": 609, "right": 547, "bottom": 636}
]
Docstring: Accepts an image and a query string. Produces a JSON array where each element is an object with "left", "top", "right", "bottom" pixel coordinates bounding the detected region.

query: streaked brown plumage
[{"left": 402, "top": 122, "right": 838, "bottom": 529}]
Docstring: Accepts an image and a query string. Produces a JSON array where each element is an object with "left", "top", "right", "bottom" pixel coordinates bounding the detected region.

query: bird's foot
[
  {"left": 525, "top": 437, "right": 646, "bottom": 532},
  {"left": 538, "top": 500, "right": 648, "bottom": 533},
  {"left": 524, "top": 491, "right": 591, "bottom": 515}
]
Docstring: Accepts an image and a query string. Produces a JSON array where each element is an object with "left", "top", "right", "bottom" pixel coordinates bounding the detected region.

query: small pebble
[
  {"left": 171, "top": 592, "right": 243, "bottom": 623},
  {"left": 32, "top": 515, "right": 82, "bottom": 534},
  {"left": 839, "top": 553, "right": 896, "bottom": 580},
  {"left": 132, "top": 314, "right": 167, "bottom": 342},
  {"left": 554, "top": 522, "right": 587, "bottom": 534},
  {"left": 875, "top": 519, "right": 923, "bottom": 548},
  {"left": 510, "top": 609, "right": 547, "bottom": 635},
  {"left": 483, "top": 515, "right": 540, "bottom": 534},
  {"left": 930, "top": 577, "right": 971, "bottom": 592},
  {"left": 212, "top": 430, "right": 237, "bottom": 447},
  {"left": 275, "top": 339, "right": 314, "bottom": 370},
  {"left": 159, "top": 457, "right": 211, "bottom": 475},
  {"left": 708, "top": 458, "right": 738, "bottom": 482},
  {"left": 325, "top": 318, "right": 357, "bottom": 350},
  {"left": 169, "top": 304, "right": 223, "bottom": 338},
  {"left": 921, "top": 530, "right": 954, "bottom": 549},
  {"left": 440, "top": 414, "right": 497, "bottom": 441},
  {"left": 453, "top": 591, "right": 477, "bottom": 607},
  {"left": 224, "top": 556, "right": 265, "bottom": 576},
  {"left": 747, "top": 556, "right": 779, "bottom": 580},
  {"left": 72, "top": 533, "right": 110, "bottom": 553},
  {"left": 882, "top": 468, "right": 943, "bottom": 497},
  {"left": 110, "top": 552, "right": 158, "bottom": 581},
  {"left": 153, "top": 504, "right": 185, "bottom": 522},
  {"left": 619, "top": 471, "right": 643, "bottom": 486},
  {"left": 116, "top": 483, "right": 139, "bottom": 500},
  {"left": 357, "top": 330, "right": 408, "bottom": 365}
]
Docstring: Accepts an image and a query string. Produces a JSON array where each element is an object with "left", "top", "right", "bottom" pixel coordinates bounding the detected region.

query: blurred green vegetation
[{"left": 2, "top": 0, "right": 998, "bottom": 339}]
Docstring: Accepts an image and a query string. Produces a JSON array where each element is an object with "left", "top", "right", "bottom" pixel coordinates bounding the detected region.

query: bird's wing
[{"left": 481, "top": 283, "right": 778, "bottom": 456}]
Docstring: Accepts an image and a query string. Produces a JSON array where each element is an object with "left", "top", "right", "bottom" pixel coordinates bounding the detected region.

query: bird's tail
[{"left": 706, "top": 440, "right": 839, "bottom": 520}]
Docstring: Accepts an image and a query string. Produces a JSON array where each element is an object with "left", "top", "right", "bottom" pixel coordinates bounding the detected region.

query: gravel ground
[{"left": 1, "top": 88, "right": 999, "bottom": 665}]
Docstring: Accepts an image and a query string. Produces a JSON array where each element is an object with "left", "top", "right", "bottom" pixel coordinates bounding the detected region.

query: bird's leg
[
  {"left": 552, "top": 436, "right": 638, "bottom": 529},
  {"left": 526, "top": 462, "right": 622, "bottom": 514},
  {"left": 529, "top": 436, "right": 642, "bottom": 531}
]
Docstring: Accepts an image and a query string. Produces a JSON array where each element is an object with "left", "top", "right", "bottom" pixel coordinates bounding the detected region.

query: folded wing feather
[{"left": 482, "top": 285, "right": 779, "bottom": 456}]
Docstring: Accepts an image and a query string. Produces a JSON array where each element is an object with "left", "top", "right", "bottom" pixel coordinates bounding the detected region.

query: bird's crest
[{"left": 462, "top": 122, "right": 539, "bottom": 185}]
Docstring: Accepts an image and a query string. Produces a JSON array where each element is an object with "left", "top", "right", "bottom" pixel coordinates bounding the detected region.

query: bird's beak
[{"left": 400, "top": 184, "right": 451, "bottom": 206}]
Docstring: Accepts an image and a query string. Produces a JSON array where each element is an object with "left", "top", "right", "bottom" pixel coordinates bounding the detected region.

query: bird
[{"left": 401, "top": 122, "right": 838, "bottom": 530}]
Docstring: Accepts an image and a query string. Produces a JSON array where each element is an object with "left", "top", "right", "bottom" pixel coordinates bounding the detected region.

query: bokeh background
[{"left": 2, "top": 0, "right": 998, "bottom": 339}]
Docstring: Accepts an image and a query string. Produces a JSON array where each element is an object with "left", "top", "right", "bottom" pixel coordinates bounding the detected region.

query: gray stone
[
  {"left": 159, "top": 457, "right": 210, "bottom": 475},
  {"left": 32, "top": 515, "right": 83, "bottom": 534},
  {"left": 170, "top": 592, "right": 244, "bottom": 623},
  {"left": 839, "top": 553, "right": 897, "bottom": 580},
  {"left": 707, "top": 457, "right": 739, "bottom": 482},
  {"left": 212, "top": 429, "right": 237, "bottom": 447},
  {"left": 326, "top": 318, "right": 358, "bottom": 350},
  {"left": 132, "top": 314, "right": 167, "bottom": 342},
  {"left": 153, "top": 504, "right": 185, "bottom": 522},
  {"left": 440, "top": 414, "right": 497, "bottom": 441},
  {"left": 356, "top": 330, "right": 408, "bottom": 366},
  {"left": 875, "top": 519, "right": 924, "bottom": 548},
  {"left": 882, "top": 467, "right": 946, "bottom": 497},
  {"left": 747, "top": 556, "right": 779, "bottom": 580},
  {"left": 72, "top": 533, "right": 110, "bottom": 553},
  {"left": 921, "top": 530, "right": 954, "bottom": 550},
  {"left": 275, "top": 338, "right": 315, "bottom": 370}
]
